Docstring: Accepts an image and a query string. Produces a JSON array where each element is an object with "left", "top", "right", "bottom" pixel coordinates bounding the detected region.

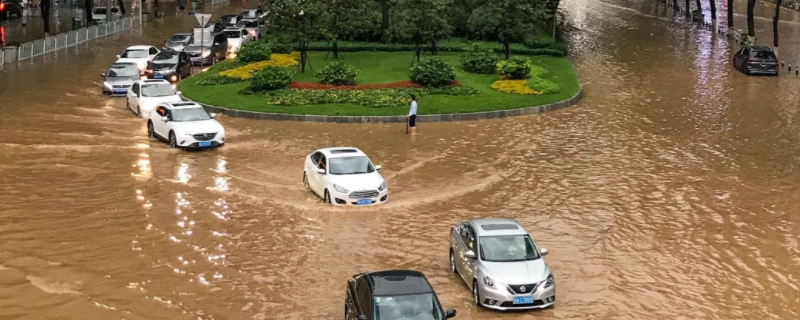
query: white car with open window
[
  {"left": 115, "top": 45, "right": 160, "bottom": 73},
  {"left": 146, "top": 102, "right": 225, "bottom": 149},
  {"left": 303, "top": 147, "right": 388, "bottom": 205},
  {"left": 127, "top": 79, "right": 183, "bottom": 117}
]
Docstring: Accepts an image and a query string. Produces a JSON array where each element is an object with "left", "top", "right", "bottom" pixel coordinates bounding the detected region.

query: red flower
[{"left": 287, "top": 80, "right": 461, "bottom": 90}]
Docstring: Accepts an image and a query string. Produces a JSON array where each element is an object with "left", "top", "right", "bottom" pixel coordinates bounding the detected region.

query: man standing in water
[{"left": 406, "top": 94, "right": 418, "bottom": 135}]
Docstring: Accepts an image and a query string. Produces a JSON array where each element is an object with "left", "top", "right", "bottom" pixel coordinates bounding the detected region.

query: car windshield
[
  {"left": 238, "top": 20, "right": 258, "bottom": 28},
  {"left": 479, "top": 235, "right": 541, "bottom": 262},
  {"left": 753, "top": 51, "right": 777, "bottom": 59},
  {"left": 152, "top": 52, "right": 179, "bottom": 64},
  {"left": 220, "top": 16, "right": 238, "bottom": 25},
  {"left": 224, "top": 31, "right": 242, "bottom": 38},
  {"left": 93, "top": 8, "right": 107, "bottom": 14},
  {"left": 374, "top": 293, "right": 443, "bottom": 320},
  {"left": 171, "top": 107, "right": 212, "bottom": 122},
  {"left": 121, "top": 49, "right": 148, "bottom": 58},
  {"left": 106, "top": 64, "right": 139, "bottom": 77},
  {"left": 141, "top": 83, "right": 176, "bottom": 97},
  {"left": 169, "top": 35, "right": 191, "bottom": 43},
  {"left": 328, "top": 156, "right": 374, "bottom": 175}
]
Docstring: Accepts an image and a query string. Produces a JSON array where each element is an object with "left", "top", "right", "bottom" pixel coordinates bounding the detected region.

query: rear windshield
[
  {"left": 752, "top": 51, "right": 777, "bottom": 59},
  {"left": 106, "top": 64, "right": 139, "bottom": 77},
  {"left": 239, "top": 21, "right": 258, "bottom": 28},
  {"left": 169, "top": 35, "right": 191, "bottom": 43},
  {"left": 224, "top": 31, "right": 242, "bottom": 38}
]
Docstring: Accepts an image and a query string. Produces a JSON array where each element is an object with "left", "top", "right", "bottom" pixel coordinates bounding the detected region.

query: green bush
[
  {"left": 238, "top": 41, "right": 272, "bottom": 63},
  {"left": 197, "top": 74, "right": 245, "bottom": 86},
  {"left": 409, "top": 58, "right": 456, "bottom": 87},
  {"left": 304, "top": 39, "right": 567, "bottom": 57},
  {"left": 250, "top": 67, "right": 293, "bottom": 91},
  {"left": 240, "top": 85, "right": 480, "bottom": 108},
  {"left": 315, "top": 61, "right": 359, "bottom": 86},
  {"left": 459, "top": 44, "right": 498, "bottom": 74},
  {"left": 527, "top": 63, "right": 548, "bottom": 77},
  {"left": 527, "top": 77, "right": 560, "bottom": 95},
  {"left": 497, "top": 57, "right": 532, "bottom": 80},
  {"left": 268, "top": 41, "right": 294, "bottom": 54}
]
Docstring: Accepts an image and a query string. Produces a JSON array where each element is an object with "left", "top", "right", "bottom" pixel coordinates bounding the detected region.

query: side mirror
[
  {"left": 374, "top": 165, "right": 382, "bottom": 171},
  {"left": 100, "top": 73, "right": 105, "bottom": 77},
  {"left": 445, "top": 309, "right": 457, "bottom": 318},
  {"left": 161, "top": 116, "right": 169, "bottom": 122},
  {"left": 214, "top": 43, "right": 219, "bottom": 46},
  {"left": 315, "top": 168, "right": 325, "bottom": 175},
  {"left": 464, "top": 250, "right": 476, "bottom": 259},
  {"left": 210, "top": 113, "right": 217, "bottom": 118},
  {"left": 116, "top": 54, "right": 121, "bottom": 58},
  {"left": 540, "top": 248, "right": 549, "bottom": 256},
  {"left": 357, "top": 316, "right": 367, "bottom": 320}
]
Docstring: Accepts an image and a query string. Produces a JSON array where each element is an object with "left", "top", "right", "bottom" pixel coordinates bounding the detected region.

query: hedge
[{"left": 304, "top": 39, "right": 567, "bottom": 57}]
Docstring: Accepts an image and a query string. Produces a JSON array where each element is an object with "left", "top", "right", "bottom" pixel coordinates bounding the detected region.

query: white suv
[
  {"left": 146, "top": 102, "right": 226, "bottom": 149},
  {"left": 127, "top": 79, "right": 183, "bottom": 118}
]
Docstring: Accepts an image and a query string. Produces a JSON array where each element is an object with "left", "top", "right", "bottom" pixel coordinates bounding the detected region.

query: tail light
[
  {"left": 746, "top": 59, "right": 753, "bottom": 63},
  {"left": 0, "top": 3, "right": 6, "bottom": 11}
]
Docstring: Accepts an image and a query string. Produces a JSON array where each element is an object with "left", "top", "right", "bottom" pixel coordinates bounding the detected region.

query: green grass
[{"left": 179, "top": 51, "right": 580, "bottom": 116}]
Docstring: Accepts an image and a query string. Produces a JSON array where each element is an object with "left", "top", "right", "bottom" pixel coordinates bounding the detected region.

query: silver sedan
[{"left": 449, "top": 218, "right": 555, "bottom": 311}]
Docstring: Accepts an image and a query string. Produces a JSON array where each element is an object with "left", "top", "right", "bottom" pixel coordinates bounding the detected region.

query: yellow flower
[
  {"left": 490, "top": 80, "right": 541, "bottom": 95},
  {"left": 219, "top": 54, "right": 300, "bottom": 80}
]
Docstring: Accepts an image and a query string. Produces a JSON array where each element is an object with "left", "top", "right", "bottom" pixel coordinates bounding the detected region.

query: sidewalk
[{"left": 1, "top": 0, "right": 135, "bottom": 44}]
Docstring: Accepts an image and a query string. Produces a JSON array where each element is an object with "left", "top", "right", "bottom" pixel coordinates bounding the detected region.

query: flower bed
[
  {"left": 198, "top": 53, "right": 300, "bottom": 86},
  {"left": 491, "top": 80, "right": 540, "bottom": 95},
  {"left": 287, "top": 80, "right": 468, "bottom": 90},
  {"left": 240, "top": 85, "right": 480, "bottom": 108}
]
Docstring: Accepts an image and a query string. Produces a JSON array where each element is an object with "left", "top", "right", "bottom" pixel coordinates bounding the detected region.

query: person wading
[{"left": 406, "top": 94, "right": 418, "bottom": 135}]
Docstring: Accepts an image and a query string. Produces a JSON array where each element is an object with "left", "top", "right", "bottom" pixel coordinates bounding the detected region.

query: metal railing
[
  {"left": 210, "top": 0, "right": 230, "bottom": 6},
  {"left": 0, "top": 17, "right": 134, "bottom": 67}
]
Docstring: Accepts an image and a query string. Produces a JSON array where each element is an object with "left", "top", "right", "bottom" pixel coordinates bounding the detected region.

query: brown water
[{"left": 1, "top": 0, "right": 800, "bottom": 319}]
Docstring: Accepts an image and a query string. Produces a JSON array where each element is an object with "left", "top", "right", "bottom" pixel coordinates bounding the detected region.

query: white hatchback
[
  {"left": 116, "top": 45, "right": 160, "bottom": 73},
  {"left": 146, "top": 102, "right": 226, "bottom": 149},
  {"left": 127, "top": 79, "right": 184, "bottom": 118},
  {"left": 303, "top": 147, "right": 388, "bottom": 205}
]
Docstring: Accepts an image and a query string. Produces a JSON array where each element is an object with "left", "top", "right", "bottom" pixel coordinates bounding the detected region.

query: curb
[{"left": 182, "top": 86, "right": 584, "bottom": 123}]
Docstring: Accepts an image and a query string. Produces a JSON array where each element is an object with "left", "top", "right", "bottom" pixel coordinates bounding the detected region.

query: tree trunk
[
  {"left": 727, "top": 0, "right": 733, "bottom": 28},
  {"left": 672, "top": 0, "right": 678, "bottom": 12},
  {"left": 503, "top": 38, "right": 510, "bottom": 59},
  {"left": 40, "top": 0, "right": 50, "bottom": 35},
  {"left": 301, "top": 42, "right": 307, "bottom": 72},
  {"left": 333, "top": 41, "right": 339, "bottom": 59},
  {"left": 154, "top": 0, "right": 159, "bottom": 16},
  {"left": 685, "top": 0, "right": 690, "bottom": 17},
  {"left": 774, "top": 0, "right": 782, "bottom": 56},
  {"left": 85, "top": 0, "right": 93, "bottom": 23},
  {"left": 709, "top": 0, "right": 716, "bottom": 22},
  {"left": 747, "top": 0, "right": 756, "bottom": 42},
  {"left": 116, "top": 0, "right": 126, "bottom": 15},
  {"left": 378, "top": 0, "right": 390, "bottom": 43},
  {"left": 694, "top": 0, "right": 702, "bottom": 21}
]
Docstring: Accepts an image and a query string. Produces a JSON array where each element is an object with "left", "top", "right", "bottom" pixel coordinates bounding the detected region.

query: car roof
[
  {"left": 126, "top": 45, "right": 153, "bottom": 50},
  {"left": 315, "top": 147, "right": 366, "bottom": 158},
  {"left": 171, "top": 32, "right": 192, "bottom": 36},
  {"left": 361, "top": 270, "right": 434, "bottom": 296},
  {"left": 223, "top": 28, "right": 246, "bottom": 32},
  {"left": 162, "top": 102, "right": 201, "bottom": 109},
  {"left": 749, "top": 46, "right": 773, "bottom": 52},
  {"left": 468, "top": 218, "right": 527, "bottom": 236},
  {"left": 141, "top": 79, "right": 170, "bottom": 84},
  {"left": 110, "top": 62, "right": 137, "bottom": 68}
]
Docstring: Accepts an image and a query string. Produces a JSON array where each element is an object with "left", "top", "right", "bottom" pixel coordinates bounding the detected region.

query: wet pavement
[{"left": 1, "top": 0, "right": 799, "bottom": 319}]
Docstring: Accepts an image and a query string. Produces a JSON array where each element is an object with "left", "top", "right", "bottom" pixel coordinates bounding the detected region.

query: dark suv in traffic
[
  {"left": 345, "top": 270, "right": 457, "bottom": 320},
  {"left": 733, "top": 46, "right": 779, "bottom": 76}
]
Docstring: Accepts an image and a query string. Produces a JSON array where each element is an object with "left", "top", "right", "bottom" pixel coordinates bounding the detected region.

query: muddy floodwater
[{"left": 1, "top": 0, "right": 799, "bottom": 319}]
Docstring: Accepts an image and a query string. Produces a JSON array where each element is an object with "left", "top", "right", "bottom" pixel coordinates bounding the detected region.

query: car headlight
[
  {"left": 544, "top": 274, "right": 554, "bottom": 288},
  {"left": 103, "top": 82, "right": 112, "bottom": 90},
  {"left": 483, "top": 276, "right": 495, "bottom": 289},
  {"left": 333, "top": 184, "right": 348, "bottom": 193},
  {"left": 201, "top": 49, "right": 211, "bottom": 58},
  {"left": 170, "top": 75, "right": 177, "bottom": 81},
  {"left": 378, "top": 181, "right": 386, "bottom": 191},
  {"left": 137, "top": 61, "right": 147, "bottom": 70}
]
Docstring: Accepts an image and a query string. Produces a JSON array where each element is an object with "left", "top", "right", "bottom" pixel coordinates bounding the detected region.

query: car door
[
  {"left": 355, "top": 278, "right": 373, "bottom": 320},
  {"left": 148, "top": 47, "right": 160, "bottom": 61},
  {"left": 178, "top": 52, "right": 189, "bottom": 77},
  {"left": 311, "top": 154, "right": 327, "bottom": 195},
  {"left": 741, "top": 47, "right": 750, "bottom": 68},
  {"left": 462, "top": 224, "right": 479, "bottom": 285},
  {"left": 153, "top": 106, "right": 171, "bottom": 137},
  {"left": 216, "top": 35, "right": 228, "bottom": 56},
  {"left": 129, "top": 82, "right": 141, "bottom": 111},
  {"left": 345, "top": 278, "right": 360, "bottom": 320},
  {"left": 732, "top": 49, "right": 742, "bottom": 67}
]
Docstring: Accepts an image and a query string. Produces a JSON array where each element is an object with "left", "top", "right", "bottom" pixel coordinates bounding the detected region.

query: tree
[
  {"left": 320, "top": 0, "right": 376, "bottom": 59},
  {"left": 694, "top": 0, "right": 702, "bottom": 21},
  {"left": 685, "top": 0, "right": 690, "bottom": 17},
  {"left": 709, "top": 0, "right": 716, "bottom": 26},
  {"left": 727, "top": 0, "right": 733, "bottom": 29},
  {"left": 773, "top": 0, "right": 782, "bottom": 56},
  {"left": 374, "top": 0, "right": 391, "bottom": 42},
  {"left": 390, "top": 0, "right": 452, "bottom": 62},
  {"left": 85, "top": 0, "right": 94, "bottom": 24},
  {"left": 468, "top": 0, "right": 545, "bottom": 59},
  {"left": 40, "top": 0, "right": 51, "bottom": 34},
  {"left": 263, "top": 0, "right": 329, "bottom": 72},
  {"left": 545, "top": 0, "right": 561, "bottom": 39},
  {"left": 747, "top": 0, "right": 756, "bottom": 43}
]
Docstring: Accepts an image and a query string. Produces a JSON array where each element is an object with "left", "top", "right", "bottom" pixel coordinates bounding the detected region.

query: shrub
[
  {"left": 250, "top": 67, "right": 293, "bottom": 91},
  {"left": 527, "top": 62, "right": 548, "bottom": 77},
  {"left": 240, "top": 85, "right": 480, "bottom": 108},
  {"left": 304, "top": 40, "right": 567, "bottom": 57},
  {"left": 459, "top": 44, "right": 499, "bottom": 74},
  {"left": 491, "top": 80, "right": 540, "bottom": 95},
  {"left": 527, "top": 77, "right": 560, "bottom": 95},
  {"left": 238, "top": 41, "right": 272, "bottom": 63},
  {"left": 269, "top": 41, "right": 294, "bottom": 54},
  {"left": 315, "top": 61, "right": 359, "bottom": 86},
  {"left": 197, "top": 74, "right": 246, "bottom": 86},
  {"left": 409, "top": 58, "right": 456, "bottom": 87},
  {"left": 497, "top": 57, "right": 532, "bottom": 80}
]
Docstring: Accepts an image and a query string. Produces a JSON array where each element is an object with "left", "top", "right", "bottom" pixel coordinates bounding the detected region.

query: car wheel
[
  {"left": 136, "top": 105, "right": 141, "bottom": 117},
  {"left": 473, "top": 279, "right": 482, "bottom": 307},
  {"left": 450, "top": 250, "right": 458, "bottom": 274},
  {"left": 147, "top": 121, "right": 155, "bottom": 138},
  {"left": 303, "top": 172, "right": 309, "bottom": 189},
  {"left": 324, "top": 189, "right": 331, "bottom": 204},
  {"left": 126, "top": 97, "right": 130, "bottom": 111},
  {"left": 169, "top": 131, "right": 178, "bottom": 148}
]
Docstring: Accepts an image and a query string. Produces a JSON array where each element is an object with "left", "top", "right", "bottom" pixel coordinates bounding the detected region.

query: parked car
[
  {"left": 184, "top": 32, "right": 227, "bottom": 65},
  {"left": 216, "top": 14, "right": 244, "bottom": 29},
  {"left": 449, "top": 218, "right": 555, "bottom": 311},
  {"left": 733, "top": 46, "right": 779, "bottom": 76},
  {"left": 195, "top": 21, "right": 226, "bottom": 33},
  {"left": 145, "top": 50, "right": 192, "bottom": 83},
  {"left": 128, "top": 79, "right": 184, "bottom": 118},
  {"left": 345, "top": 270, "right": 457, "bottom": 320},
  {"left": 91, "top": 6, "right": 121, "bottom": 22},
  {"left": 222, "top": 28, "right": 252, "bottom": 54},
  {"left": 101, "top": 62, "right": 141, "bottom": 96},
  {"left": 303, "top": 147, "right": 387, "bottom": 205},
  {"left": 163, "top": 33, "right": 193, "bottom": 52},
  {"left": 237, "top": 18, "right": 265, "bottom": 40},
  {"left": 0, "top": 0, "right": 23, "bottom": 19},
  {"left": 146, "top": 102, "right": 225, "bottom": 149},
  {"left": 116, "top": 45, "right": 160, "bottom": 73},
  {"left": 240, "top": 8, "right": 265, "bottom": 19}
]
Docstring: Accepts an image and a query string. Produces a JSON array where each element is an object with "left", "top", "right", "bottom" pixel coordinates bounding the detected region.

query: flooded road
[{"left": 2, "top": 0, "right": 800, "bottom": 319}]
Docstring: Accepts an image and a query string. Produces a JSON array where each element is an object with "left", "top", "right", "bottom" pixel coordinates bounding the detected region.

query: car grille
[
  {"left": 112, "top": 85, "right": 129, "bottom": 88},
  {"left": 507, "top": 283, "right": 540, "bottom": 295},
  {"left": 348, "top": 190, "right": 379, "bottom": 199},
  {"left": 193, "top": 133, "right": 217, "bottom": 141},
  {"left": 187, "top": 52, "right": 201, "bottom": 57},
  {"left": 499, "top": 299, "right": 547, "bottom": 308}
]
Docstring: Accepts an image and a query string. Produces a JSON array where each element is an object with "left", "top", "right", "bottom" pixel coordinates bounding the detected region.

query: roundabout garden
[{"left": 179, "top": 0, "right": 581, "bottom": 117}]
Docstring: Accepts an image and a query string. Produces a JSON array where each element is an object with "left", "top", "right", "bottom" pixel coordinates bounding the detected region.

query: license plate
[
  {"left": 198, "top": 141, "right": 212, "bottom": 147},
  {"left": 192, "top": 58, "right": 200, "bottom": 62},
  {"left": 513, "top": 296, "right": 534, "bottom": 304},
  {"left": 356, "top": 199, "right": 371, "bottom": 205},
  {"left": 154, "top": 74, "right": 164, "bottom": 79},
  {"left": 114, "top": 89, "right": 126, "bottom": 93}
]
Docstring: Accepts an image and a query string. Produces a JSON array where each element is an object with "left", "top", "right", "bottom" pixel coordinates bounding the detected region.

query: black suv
[{"left": 345, "top": 270, "right": 457, "bottom": 320}]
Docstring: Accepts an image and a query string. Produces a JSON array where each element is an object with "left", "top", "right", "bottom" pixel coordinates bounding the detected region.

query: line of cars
[{"left": 99, "top": 9, "right": 267, "bottom": 150}]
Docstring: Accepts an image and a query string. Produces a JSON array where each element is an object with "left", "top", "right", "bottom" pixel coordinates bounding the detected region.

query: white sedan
[
  {"left": 116, "top": 45, "right": 160, "bottom": 73},
  {"left": 223, "top": 28, "right": 253, "bottom": 54},
  {"left": 303, "top": 147, "right": 388, "bottom": 205},
  {"left": 127, "top": 79, "right": 184, "bottom": 118},
  {"left": 146, "top": 102, "right": 226, "bottom": 149}
]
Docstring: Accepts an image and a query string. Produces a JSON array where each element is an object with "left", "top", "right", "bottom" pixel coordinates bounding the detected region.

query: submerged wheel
[
  {"left": 147, "top": 121, "right": 155, "bottom": 138},
  {"left": 303, "top": 172, "right": 309, "bottom": 188},
  {"left": 169, "top": 131, "right": 178, "bottom": 148},
  {"left": 324, "top": 189, "right": 331, "bottom": 204},
  {"left": 473, "top": 279, "right": 482, "bottom": 307},
  {"left": 450, "top": 250, "right": 458, "bottom": 274}
]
